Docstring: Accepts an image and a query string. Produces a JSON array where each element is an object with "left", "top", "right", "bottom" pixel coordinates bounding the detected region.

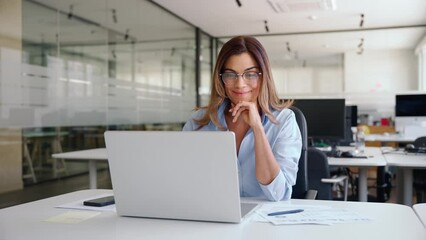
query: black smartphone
[{"left": 83, "top": 196, "right": 115, "bottom": 207}]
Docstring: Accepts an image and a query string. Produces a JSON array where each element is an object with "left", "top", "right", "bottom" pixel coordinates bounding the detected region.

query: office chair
[
  {"left": 289, "top": 106, "right": 309, "bottom": 199},
  {"left": 413, "top": 136, "right": 426, "bottom": 203},
  {"left": 290, "top": 106, "right": 317, "bottom": 200},
  {"left": 307, "top": 147, "right": 348, "bottom": 201}
]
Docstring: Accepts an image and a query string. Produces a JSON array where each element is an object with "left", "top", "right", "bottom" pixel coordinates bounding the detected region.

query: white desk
[
  {"left": 365, "top": 133, "right": 415, "bottom": 143},
  {"left": 52, "top": 148, "right": 107, "bottom": 189},
  {"left": 1, "top": 189, "right": 425, "bottom": 240},
  {"left": 54, "top": 147, "right": 386, "bottom": 202},
  {"left": 328, "top": 147, "right": 387, "bottom": 202},
  {"left": 23, "top": 131, "right": 69, "bottom": 182},
  {"left": 384, "top": 151, "right": 426, "bottom": 206},
  {"left": 413, "top": 203, "right": 426, "bottom": 228}
]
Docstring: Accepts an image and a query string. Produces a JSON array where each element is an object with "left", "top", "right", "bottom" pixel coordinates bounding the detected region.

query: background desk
[
  {"left": 413, "top": 203, "right": 426, "bottom": 228},
  {"left": 328, "top": 147, "right": 386, "bottom": 202},
  {"left": 52, "top": 148, "right": 107, "bottom": 189},
  {"left": 23, "top": 131, "right": 68, "bottom": 182},
  {"left": 1, "top": 189, "right": 425, "bottom": 240},
  {"left": 384, "top": 152, "right": 426, "bottom": 206},
  {"left": 365, "top": 133, "right": 415, "bottom": 143}
]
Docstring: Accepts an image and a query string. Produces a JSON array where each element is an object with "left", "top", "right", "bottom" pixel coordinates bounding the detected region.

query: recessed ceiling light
[{"left": 308, "top": 15, "right": 317, "bottom": 20}]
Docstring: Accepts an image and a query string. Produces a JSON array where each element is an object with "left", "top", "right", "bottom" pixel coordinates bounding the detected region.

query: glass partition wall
[{"left": 0, "top": 0, "right": 206, "bottom": 187}]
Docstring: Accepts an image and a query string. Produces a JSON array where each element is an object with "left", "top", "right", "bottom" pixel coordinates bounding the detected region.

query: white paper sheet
[
  {"left": 255, "top": 204, "right": 371, "bottom": 225},
  {"left": 44, "top": 211, "right": 101, "bottom": 224}
]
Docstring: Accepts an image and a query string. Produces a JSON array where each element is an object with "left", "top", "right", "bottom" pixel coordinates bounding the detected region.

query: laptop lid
[{"left": 105, "top": 131, "right": 254, "bottom": 223}]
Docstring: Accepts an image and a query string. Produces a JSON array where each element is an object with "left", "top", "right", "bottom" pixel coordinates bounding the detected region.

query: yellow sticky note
[{"left": 45, "top": 211, "right": 101, "bottom": 224}]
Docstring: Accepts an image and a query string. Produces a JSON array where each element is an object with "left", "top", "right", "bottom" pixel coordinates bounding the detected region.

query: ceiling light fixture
[
  {"left": 267, "top": 0, "right": 337, "bottom": 13},
  {"left": 124, "top": 29, "right": 130, "bottom": 40},
  {"left": 67, "top": 5, "right": 74, "bottom": 19},
  {"left": 357, "top": 38, "right": 364, "bottom": 48},
  {"left": 112, "top": 9, "right": 118, "bottom": 23},
  {"left": 236, "top": 0, "right": 242, "bottom": 7},
  {"left": 286, "top": 42, "right": 291, "bottom": 52},
  {"left": 359, "top": 13, "right": 364, "bottom": 27},
  {"left": 357, "top": 38, "right": 364, "bottom": 55},
  {"left": 264, "top": 20, "right": 269, "bottom": 33}
]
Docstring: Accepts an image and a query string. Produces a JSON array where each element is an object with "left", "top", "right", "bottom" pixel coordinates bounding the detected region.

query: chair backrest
[
  {"left": 289, "top": 106, "right": 308, "bottom": 199},
  {"left": 307, "top": 147, "right": 333, "bottom": 200},
  {"left": 414, "top": 136, "right": 426, "bottom": 148}
]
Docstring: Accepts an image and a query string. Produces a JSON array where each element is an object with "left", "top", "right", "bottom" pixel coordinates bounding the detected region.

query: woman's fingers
[{"left": 230, "top": 101, "right": 255, "bottom": 123}]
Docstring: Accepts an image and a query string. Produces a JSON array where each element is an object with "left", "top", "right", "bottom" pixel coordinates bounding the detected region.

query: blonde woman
[{"left": 183, "top": 36, "right": 301, "bottom": 201}]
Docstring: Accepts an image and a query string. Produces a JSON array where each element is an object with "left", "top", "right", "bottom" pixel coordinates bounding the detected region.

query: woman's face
[{"left": 222, "top": 53, "right": 261, "bottom": 105}]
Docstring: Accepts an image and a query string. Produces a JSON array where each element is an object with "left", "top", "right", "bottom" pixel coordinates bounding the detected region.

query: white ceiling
[
  {"left": 153, "top": 0, "right": 426, "bottom": 60},
  {"left": 21, "top": 0, "right": 426, "bottom": 63}
]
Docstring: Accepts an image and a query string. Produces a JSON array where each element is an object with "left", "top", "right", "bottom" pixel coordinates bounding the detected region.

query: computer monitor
[
  {"left": 342, "top": 105, "right": 358, "bottom": 145},
  {"left": 346, "top": 105, "right": 358, "bottom": 127},
  {"left": 395, "top": 94, "right": 426, "bottom": 135},
  {"left": 293, "top": 98, "right": 346, "bottom": 147},
  {"left": 395, "top": 94, "right": 426, "bottom": 117}
]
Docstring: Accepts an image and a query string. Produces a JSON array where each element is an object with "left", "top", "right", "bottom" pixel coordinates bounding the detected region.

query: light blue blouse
[{"left": 182, "top": 100, "right": 302, "bottom": 201}]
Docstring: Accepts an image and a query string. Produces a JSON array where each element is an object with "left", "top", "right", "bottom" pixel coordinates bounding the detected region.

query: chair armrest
[
  {"left": 321, "top": 175, "right": 347, "bottom": 184},
  {"left": 305, "top": 190, "right": 318, "bottom": 200}
]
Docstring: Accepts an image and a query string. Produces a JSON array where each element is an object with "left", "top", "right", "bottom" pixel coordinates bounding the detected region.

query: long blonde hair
[{"left": 194, "top": 36, "right": 293, "bottom": 130}]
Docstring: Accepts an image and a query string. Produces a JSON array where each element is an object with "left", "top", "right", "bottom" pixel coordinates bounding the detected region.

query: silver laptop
[{"left": 104, "top": 131, "right": 258, "bottom": 223}]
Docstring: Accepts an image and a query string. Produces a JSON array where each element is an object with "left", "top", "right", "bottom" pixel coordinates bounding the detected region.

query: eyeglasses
[{"left": 219, "top": 71, "right": 262, "bottom": 85}]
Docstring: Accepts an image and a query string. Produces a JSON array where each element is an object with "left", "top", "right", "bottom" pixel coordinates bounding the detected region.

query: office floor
[{"left": 0, "top": 169, "right": 112, "bottom": 209}]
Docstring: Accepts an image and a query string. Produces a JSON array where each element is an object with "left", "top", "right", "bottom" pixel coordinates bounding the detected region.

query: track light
[
  {"left": 236, "top": 0, "right": 242, "bottom": 7},
  {"left": 124, "top": 29, "right": 129, "bottom": 41},
  {"left": 67, "top": 5, "right": 74, "bottom": 19},
  {"left": 112, "top": 50, "right": 116, "bottom": 59},
  {"left": 171, "top": 47, "right": 176, "bottom": 56},
  {"left": 357, "top": 38, "right": 364, "bottom": 48},
  {"left": 112, "top": 9, "right": 117, "bottom": 23},
  {"left": 286, "top": 42, "right": 291, "bottom": 52},
  {"left": 359, "top": 13, "right": 364, "bottom": 27},
  {"left": 264, "top": 20, "right": 269, "bottom": 33},
  {"left": 357, "top": 38, "right": 364, "bottom": 55}
]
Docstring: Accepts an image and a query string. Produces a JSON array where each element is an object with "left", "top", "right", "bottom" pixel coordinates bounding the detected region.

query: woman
[{"left": 183, "top": 36, "right": 301, "bottom": 201}]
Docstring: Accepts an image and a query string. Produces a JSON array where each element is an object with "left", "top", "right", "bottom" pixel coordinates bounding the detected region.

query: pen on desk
[{"left": 267, "top": 209, "right": 304, "bottom": 216}]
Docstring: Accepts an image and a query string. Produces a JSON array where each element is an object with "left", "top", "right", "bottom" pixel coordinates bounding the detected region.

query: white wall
[
  {"left": 272, "top": 49, "right": 418, "bottom": 122},
  {"left": 344, "top": 49, "right": 418, "bottom": 119},
  {"left": 344, "top": 50, "right": 418, "bottom": 92},
  {"left": 273, "top": 66, "right": 343, "bottom": 97}
]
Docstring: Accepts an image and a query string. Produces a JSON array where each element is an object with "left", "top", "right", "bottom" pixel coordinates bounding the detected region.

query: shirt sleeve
[
  {"left": 182, "top": 110, "right": 203, "bottom": 131},
  {"left": 182, "top": 119, "right": 195, "bottom": 131},
  {"left": 259, "top": 110, "right": 302, "bottom": 201}
]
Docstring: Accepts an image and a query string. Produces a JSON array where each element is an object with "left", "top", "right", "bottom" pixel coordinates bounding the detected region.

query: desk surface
[
  {"left": 365, "top": 133, "right": 415, "bottom": 143},
  {"left": 328, "top": 147, "right": 386, "bottom": 167},
  {"left": 1, "top": 189, "right": 425, "bottom": 240},
  {"left": 384, "top": 151, "right": 426, "bottom": 168},
  {"left": 23, "top": 131, "right": 68, "bottom": 138},
  {"left": 52, "top": 148, "right": 107, "bottom": 160},
  {"left": 53, "top": 147, "right": 387, "bottom": 166},
  {"left": 413, "top": 203, "right": 426, "bottom": 228}
]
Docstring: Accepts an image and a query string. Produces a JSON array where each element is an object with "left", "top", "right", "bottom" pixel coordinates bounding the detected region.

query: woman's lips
[{"left": 232, "top": 90, "right": 251, "bottom": 96}]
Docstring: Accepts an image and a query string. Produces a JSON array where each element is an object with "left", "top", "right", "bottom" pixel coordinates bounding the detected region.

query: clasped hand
[{"left": 229, "top": 101, "right": 262, "bottom": 128}]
